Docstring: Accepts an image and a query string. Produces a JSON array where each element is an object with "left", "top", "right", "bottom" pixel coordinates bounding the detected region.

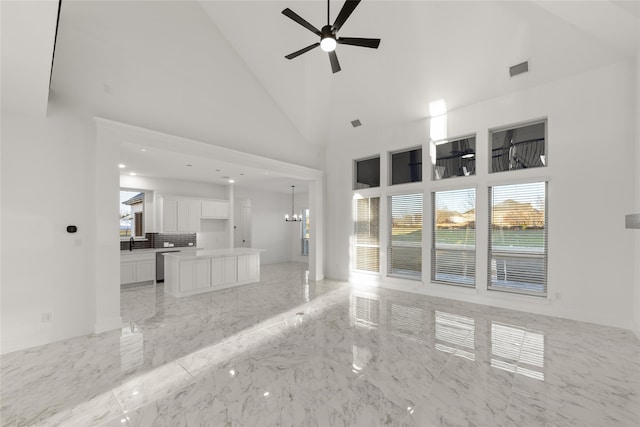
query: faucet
[{"left": 129, "top": 236, "right": 135, "bottom": 251}]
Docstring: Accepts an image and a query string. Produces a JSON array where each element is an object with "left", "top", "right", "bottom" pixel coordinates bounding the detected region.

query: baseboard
[
  {"left": 94, "top": 316, "right": 122, "bottom": 334},
  {"left": 366, "top": 280, "right": 635, "bottom": 331}
]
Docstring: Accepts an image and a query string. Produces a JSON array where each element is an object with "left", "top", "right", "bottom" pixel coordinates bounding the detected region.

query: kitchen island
[{"left": 163, "top": 248, "right": 263, "bottom": 297}]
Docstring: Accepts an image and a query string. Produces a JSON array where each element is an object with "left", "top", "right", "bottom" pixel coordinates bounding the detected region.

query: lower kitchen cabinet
[
  {"left": 164, "top": 249, "right": 262, "bottom": 297},
  {"left": 120, "top": 253, "right": 155, "bottom": 285}
]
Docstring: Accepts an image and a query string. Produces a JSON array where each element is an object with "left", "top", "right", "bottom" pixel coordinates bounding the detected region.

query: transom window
[{"left": 491, "top": 121, "right": 546, "bottom": 173}]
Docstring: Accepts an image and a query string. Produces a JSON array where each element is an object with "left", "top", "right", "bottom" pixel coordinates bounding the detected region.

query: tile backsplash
[{"left": 120, "top": 233, "right": 197, "bottom": 250}]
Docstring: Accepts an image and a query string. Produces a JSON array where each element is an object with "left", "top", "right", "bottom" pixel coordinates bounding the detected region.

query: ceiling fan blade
[
  {"left": 328, "top": 50, "right": 341, "bottom": 73},
  {"left": 282, "top": 8, "right": 322, "bottom": 36},
  {"left": 285, "top": 43, "right": 321, "bottom": 60},
  {"left": 337, "top": 37, "right": 380, "bottom": 49},
  {"left": 333, "top": 0, "right": 361, "bottom": 32}
]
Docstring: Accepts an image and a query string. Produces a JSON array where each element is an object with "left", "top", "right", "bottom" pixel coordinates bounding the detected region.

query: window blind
[
  {"left": 488, "top": 181, "right": 547, "bottom": 296},
  {"left": 432, "top": 188, "right": 476, "bottom": 286},
  {"left": 388, "top": 193, "right": 423, "bottom": 279},
  {"left": 354, "top": 197, "right": 380, "bottom": 272}
]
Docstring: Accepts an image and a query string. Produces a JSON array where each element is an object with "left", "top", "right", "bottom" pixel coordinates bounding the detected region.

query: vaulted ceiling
[{"left": 2, "top": 1, "right": 639, "bottom": 184}]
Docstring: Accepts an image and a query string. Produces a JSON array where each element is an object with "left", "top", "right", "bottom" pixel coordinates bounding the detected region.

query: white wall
[
  {"left": 325, "top": 61, "right": 637, "bottom": 330},
  {"left": 234, "top": 188, "right": 300, "bottom": 265},
  {"left": 1, "top": 106, "right": 96, "bottom": 353},
  {"left": 634, "top": 47, "right": 640, "bottom": 340},
  {"left": 120, "top": 175, "right": 230, "bottom": 249}
]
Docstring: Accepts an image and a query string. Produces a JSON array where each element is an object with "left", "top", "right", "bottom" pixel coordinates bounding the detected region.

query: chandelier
[{"left": 285, "top": 185, "right": 301, "bottom": 222}]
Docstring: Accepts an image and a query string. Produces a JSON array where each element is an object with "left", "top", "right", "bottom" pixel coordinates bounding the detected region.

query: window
[
  {"left": 301, "top": 209, "right": 310, "bottom": 256},
  {"left": 432, "top": 188, "right": 476, "bottom": 286},
  {"left": 491, "top": 121, "right": 546, "bottom": 173},
  {"left": 390, "top": 147, "right": 422, "bottom": 185},
  {"left": 433, "top": 136, "right": 476, "bottom": 180},
  {"left": 388, "top": 193, "right": 423, "bottom": 279},
  {"left": 354, "top": 156, "right": 380, "bottom": 189},
  {"left": 488, "top": 181, "right": 547, "bottom": 296},
  {"left": 120, "top": 190, "right": 145, "bottom": 238},
  {"left": 354, "top": 196, "right": 380, "bottom": 272}
]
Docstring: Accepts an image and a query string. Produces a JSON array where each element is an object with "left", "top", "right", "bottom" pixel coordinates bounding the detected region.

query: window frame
[
  {"left": 353, "top": 155, "right": 381, "bottom": 190},
  {"left": 431, "top": 135, "right": 477, "bottom": 181},
  {"left": 488, "top": 119, "right": 547, "bottom": 175},
  {"left": 487, "top": 180, "right": 548, "bottom": 297},
  {"left": 352, "top": 195, "right": 381, "bottom": 274},
  {"left": 431, "top": 187, "right": 477, "bottom": 288},
  {"left": 387, "top": 192, "right": 423, "bottom": 280},
  {"left": 388, "top": 146, "right": 423, "bottom": 186},
  {"left": 120, "top": 188, "right": 147, "bottom": 241}
]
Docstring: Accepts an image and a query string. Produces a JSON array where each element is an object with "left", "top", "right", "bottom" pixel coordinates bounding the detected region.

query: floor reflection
[{"left": 2, "top": 262, "right": 639, "bottom": 427}]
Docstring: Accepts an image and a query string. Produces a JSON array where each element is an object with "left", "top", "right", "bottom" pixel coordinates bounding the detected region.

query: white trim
[
  {"left": 359, "top": 279, "right": 634, "bottom": 330},
  {"left": 94, "top": 316, "right": 123, "bottom": 334}
]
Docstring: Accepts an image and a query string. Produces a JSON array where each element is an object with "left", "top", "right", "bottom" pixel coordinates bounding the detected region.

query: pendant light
[{"left": 285, "top": 185, "right": 301, "bottom": 222}]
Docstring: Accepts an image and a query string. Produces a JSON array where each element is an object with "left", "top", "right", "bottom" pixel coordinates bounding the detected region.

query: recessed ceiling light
[
  {"left": 118, "top": 164, "right": 126, "bottom": 168},
  {"left": 216, "top": 169, "right": 221, "bottom": 172},
  {"left": 228, "top": 179, "right": 235, "bottom": 183},
  {"left": 186, "top": 164, "right": 192, "bottom": 167},
  {"left": 129, "top": 172, "right": 137, "bottom": 176},
  {"left": 140, "top": 148, "right": 147, "bottom": 152},
  {"left": 240, "top": 173, "right": 244, "bottom": 176}
]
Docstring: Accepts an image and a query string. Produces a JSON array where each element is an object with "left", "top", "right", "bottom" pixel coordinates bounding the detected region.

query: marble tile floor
[{"left": 1, "top": 261, "right": 639, "bottom": 426}]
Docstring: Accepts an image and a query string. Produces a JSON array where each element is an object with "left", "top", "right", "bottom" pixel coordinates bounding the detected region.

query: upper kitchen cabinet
[
  {"left": 157, "top": 196, "right": 200, "bottom": 233},
  {"left": 156, "top": 196, "right": 230, "bottom": 233},
  {"left": 201, "top": 200, "right": 230, "bottom": 219}
]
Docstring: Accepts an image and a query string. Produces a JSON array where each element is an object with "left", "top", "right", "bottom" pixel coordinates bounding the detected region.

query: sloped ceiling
[
  {"left": 201, "top": 0, "right": 638, "bottom": 147},
  {"left": 4, "top": 1, "right": 639, "bottom": 182}
]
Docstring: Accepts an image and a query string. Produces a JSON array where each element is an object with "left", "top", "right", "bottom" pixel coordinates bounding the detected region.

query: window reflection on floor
[
  {"left": 491, "top": 322, "right": 544, "bottom": 380},
  {"left": 390, "top": 304, "right": 424, "bottom": 342},
  {"left": 120, "top": 322, "right": 144, "bottom": 373},
  {"left": 435, "top": 311, "right": 475, "bottom": 361},
  {"left": 351, "top": 294, "right": 380, "bottom": 328},
  {"left": 352, "top": 344, "right": 373, "bottom": 374}
]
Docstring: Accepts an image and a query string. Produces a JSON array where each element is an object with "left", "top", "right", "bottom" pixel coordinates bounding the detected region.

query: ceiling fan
[{"left": 282, "top": 0, "right": 381, "bottom": 73}]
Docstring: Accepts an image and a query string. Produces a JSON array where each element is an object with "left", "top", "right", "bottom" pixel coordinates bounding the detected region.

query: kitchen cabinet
[
  {"left": 211, "top": 256, "right": 236, "bottom": 287},
  {"left": 157, "top": 196, "right": 200, "bottom": 232},
  {"left": 237, "top": 253, "right": 259, "bottom": 282},
  {"left": 201, "top": 200, "right": 230, "bottom": 219},
  {"left": 120, "top": 252, "right": 155, "bottom": 285},
  {"left": 164, "top": 248, "right": 261, "bottom": 297}
]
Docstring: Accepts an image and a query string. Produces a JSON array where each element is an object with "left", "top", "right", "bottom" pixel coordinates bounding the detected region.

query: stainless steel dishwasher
[{"left": 156, "top": 250, "right": 180, "bottom": 283}]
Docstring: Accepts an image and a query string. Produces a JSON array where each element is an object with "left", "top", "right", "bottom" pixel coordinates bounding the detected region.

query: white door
[{"left": 241, "top": 206, "right": 251, "bottom": 247}]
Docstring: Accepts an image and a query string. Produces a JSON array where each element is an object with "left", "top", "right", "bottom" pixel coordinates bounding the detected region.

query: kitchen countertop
[
  {"left": 120, "top": 247, "right": 204, "bottom": 256},
  {"left": 163, "top": 248, "right": 264, "bottom": 260}
]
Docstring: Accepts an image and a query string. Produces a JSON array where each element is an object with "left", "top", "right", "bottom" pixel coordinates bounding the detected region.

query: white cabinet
[
  {"left": 164, "top": 249, "right": 261, "bottom": 297},
  {"left": 121, "top": 263, "right": 136, "bottom": 284},
  {"left": 237, "top": 254, "right": 259, "bottom": 282},
  {"left": 195, "top": 259, "right": 211, "bottom": 289},
  {"left": 161, "top": 198, "right": 178, "bottom": 232},
  {"left": 157, "top": 197, "right": 201, "bottom": 232},
  {"left": 121, "top": 253, "right": 155, "bottom": 285},
  {"left": 211, "top": 256, "right": 236, "bottom": 287},
  {"left": 176, "top": 258, "right": 211, "bottom": 291},
  {"left": 201, "top": 200, "right": 230, "bottom": 219}
]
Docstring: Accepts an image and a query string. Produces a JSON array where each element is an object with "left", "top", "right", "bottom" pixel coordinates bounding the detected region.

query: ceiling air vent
[
  {"left": 351, "top": 119, "right": 362, "bottom": 128},
  {"left": 509, "top": 61, "right": 529, "bottom": 77}
]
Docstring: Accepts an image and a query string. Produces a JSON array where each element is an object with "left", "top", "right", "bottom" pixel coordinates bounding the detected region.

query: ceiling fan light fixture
[
  {"left": 320, "top": 36, "right": 336, "bottom": 52},
  {"left": 320, "top": 25, "right": 336, "bottom": 52}
]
